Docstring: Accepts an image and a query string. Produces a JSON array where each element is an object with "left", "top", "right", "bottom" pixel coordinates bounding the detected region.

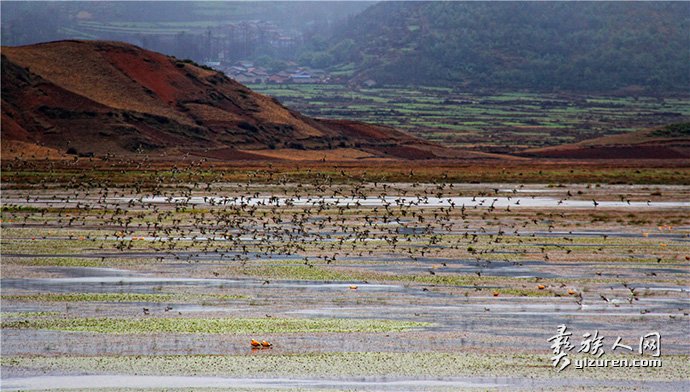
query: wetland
[{"left": 1, "top": 166, "right": 689, "bottom": 390}]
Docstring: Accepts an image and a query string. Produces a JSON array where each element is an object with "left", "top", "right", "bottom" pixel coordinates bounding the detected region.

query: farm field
[
  {"left": 51, "top": 2, "right": 333, "bottom": 37},
  {"left": 1, "top": 165, "right": 689, "bottom": 390},
  {"left": 248, "top": 84, "right": 690, "bottom": 153}
]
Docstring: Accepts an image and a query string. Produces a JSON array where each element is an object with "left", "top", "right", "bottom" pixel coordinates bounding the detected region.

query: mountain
[
  {"left": 1, "top": 2, "right": 373, "bottom": 62},
  {"left": 307, "top": 2, "right": 689, "bottom": 93},
  {"left": 522, "top": 123, "right": 690, "bottom": 159},
  {"left": 2, "top": 40, "right": 477, "bottom": 161}
]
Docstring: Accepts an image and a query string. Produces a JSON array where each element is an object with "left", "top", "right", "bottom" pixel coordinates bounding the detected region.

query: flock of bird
[{"left": 2, "top": 158, "right": 687, "bottom": 313}]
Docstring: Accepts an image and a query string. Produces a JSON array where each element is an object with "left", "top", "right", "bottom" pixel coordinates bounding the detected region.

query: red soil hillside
[
  {"left": 522, "top": 123, "right": 690, "bottom": 159},
  {"left": 1, "top": 40, "right": 488, "bottom": 161}
]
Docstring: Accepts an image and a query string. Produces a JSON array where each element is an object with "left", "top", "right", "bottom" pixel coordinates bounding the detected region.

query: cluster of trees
[{"left": 302, "top": 2, "right": 689, "bottom": 93}]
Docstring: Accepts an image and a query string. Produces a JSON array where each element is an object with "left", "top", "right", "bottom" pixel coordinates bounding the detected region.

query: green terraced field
[{"left": 248, "top": 84, "right": 690, "bottom": 153}]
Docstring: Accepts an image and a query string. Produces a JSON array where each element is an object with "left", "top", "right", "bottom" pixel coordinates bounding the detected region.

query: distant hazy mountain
[
  {"left": 309, "top": 2, "right": 689, "bottom": 93},
  {"left": 1, "top": 2, "right": 372, "bottom": 63}
]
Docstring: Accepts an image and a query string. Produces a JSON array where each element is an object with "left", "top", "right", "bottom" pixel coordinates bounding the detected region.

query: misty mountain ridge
[
  {"left": 2, "top": 2, "right": 688, "bottom": 94},
  {"left": 305, "top": 2, "right": 689, "bottom": 93}
]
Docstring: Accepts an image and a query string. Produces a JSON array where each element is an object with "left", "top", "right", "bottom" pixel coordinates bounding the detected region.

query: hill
[
  {"left": 1, "top": 40, "right": 480, "bottom": 161},
  {"left": 522, "top": 123, "right": 690, "bottom": 159},
  {"left": 1, "top": 2, "right": 373, "bottom": 62},
  {"left": 306, "top": 2, "right": 689, "bottom": 93}
]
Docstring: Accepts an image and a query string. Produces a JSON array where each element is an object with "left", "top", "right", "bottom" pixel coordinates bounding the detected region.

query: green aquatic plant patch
[{"left": 2, "top": 317, "right": 430, "bottom": 334}]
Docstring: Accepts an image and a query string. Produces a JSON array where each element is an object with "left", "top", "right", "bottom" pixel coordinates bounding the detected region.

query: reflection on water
[
  {"left": 3, "top": 374, "right": 687, "bottom": 391},
  {"left": 132, "top": 196, "right": 690, "bottom": 209},
  {"left": 6, "top": 195, "right": 689, "bottom": 209}
]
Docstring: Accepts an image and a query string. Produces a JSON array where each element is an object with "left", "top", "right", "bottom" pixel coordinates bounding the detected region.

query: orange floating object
[
  {"left": 261, "top": 340, "right": 272, "bottom": 348},
  {"left": 250, "top": 339, "right": 261, "bottom": 348}
]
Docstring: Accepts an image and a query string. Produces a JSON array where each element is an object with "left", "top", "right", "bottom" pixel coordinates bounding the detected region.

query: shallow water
[
  {"left": 0, "top": 276, "right": 402, "bottom": 294},
  {"left": 6, "top": 194, "right": 690, "bottom": 209},
  {"left": 130, "top": 195, "right": 690, "bottom": 209},
  {"left": 2, "top": 182, "right": 689, "bottom": 384},
  {"left": 2, "top": 374, "right": 687, "bottom": 391}
]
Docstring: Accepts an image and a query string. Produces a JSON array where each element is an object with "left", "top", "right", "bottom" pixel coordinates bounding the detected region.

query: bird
[{"left": 251, "top": 339, "right": 262, "bottom": 348}]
